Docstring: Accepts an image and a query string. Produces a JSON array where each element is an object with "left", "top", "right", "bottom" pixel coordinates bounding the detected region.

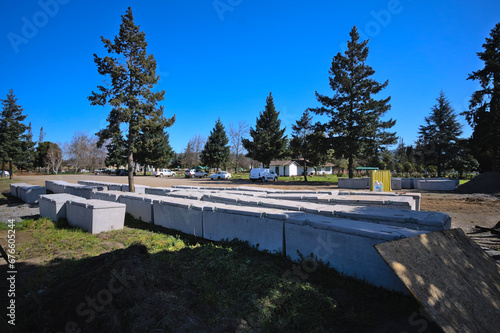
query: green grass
[{"left": 10, "top": 214, "right": 420, "bottom": 332}]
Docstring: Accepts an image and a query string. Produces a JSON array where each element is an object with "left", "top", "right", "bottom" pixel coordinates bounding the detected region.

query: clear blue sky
[{"left": 1, "top": 0, "right": 499, "bottom": 153}]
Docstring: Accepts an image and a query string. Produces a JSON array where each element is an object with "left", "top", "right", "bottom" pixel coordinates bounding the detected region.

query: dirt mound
[
  {"left": 455, "top": 172, "right": 500, "bottom": 194},
  {"left": 19, "top": 244, "right": 236, "bottom": 332}
]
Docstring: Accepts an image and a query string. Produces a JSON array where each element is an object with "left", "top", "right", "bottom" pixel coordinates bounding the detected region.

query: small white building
[{"left": 269, "top": 159, "right": 334, "bottom": 177}]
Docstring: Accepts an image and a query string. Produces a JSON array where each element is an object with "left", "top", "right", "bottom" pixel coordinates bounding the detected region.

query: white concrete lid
[{"left": 286, "top": 213, "right": 426, "bottom": 241}]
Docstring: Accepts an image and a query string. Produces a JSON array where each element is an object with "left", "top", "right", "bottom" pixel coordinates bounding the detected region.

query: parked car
[
  {"left": 250, "top": 168, "right": 278, "bottom": 182},
  {"left": 94, "top": 169, "right": 104, "bottom": 175},
  {"left": 194, "top": 169, "right": 208, "bottom": 178},
  {"left": 117, "top": 169, "right": 136, "bottom": 176},
  {"left": 2, "top": 171, "right": 9, "bottom": 177},
  {"left": 185, "top": 169, "right": 196, "bottom": 178},
  {"left": 209, "top": 171, "right": 231, "bottom": 180},
  {"left": 153, "top": 169, "right": 176, "bottom": 177}
]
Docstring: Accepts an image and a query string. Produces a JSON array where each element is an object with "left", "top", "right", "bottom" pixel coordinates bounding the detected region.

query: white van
[{"left": 250, "top": 168, "right": 278, "bottom": 182}]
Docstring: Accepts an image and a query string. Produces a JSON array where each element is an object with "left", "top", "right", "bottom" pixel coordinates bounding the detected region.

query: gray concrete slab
[
  {"left": 17, "top": 185, "right": 46, "bottom": 203},
  {"left": 317, "top": 194, "right": 414, "bottom": 210},
  {"left": 45, "top": 180, "right": 73, "bottom": 194},
  {"left": 66, "top": 199, "right": 126, "bottom": 234},
  {"left": 338, "top": 191, "right": 421, "bottom": 211},
  {"left": 90, "top": 191, "right": 124, "bottom": 202},
  {"left": 9, "top": 183, "right": 32, "bottom": 197},
  {"left": 203, "top": 205, "right": 288, "bottom": 253},
  {"left": 391, "top": 178, "right": 402, "bottom": 190},
  {"left": 416, "top": 179, "right": 459, "bottom": 191},
  {"left": 284, "top": 213, "right": 426, "bottom": 292},
  {"left": 337, "top": 178, "right": 370, "bottom": 189},
  {"left": 152, "top": 198, "right": 216, "bottom": 236},
  {"left": 39, "top": 193, "right": 84, "bottom": 222},
  {"left": 145, "top": 187, "right": 177, "bottom": 196},
  {"left": 121, "top": 184, "right": 150, "bottom": 194}
]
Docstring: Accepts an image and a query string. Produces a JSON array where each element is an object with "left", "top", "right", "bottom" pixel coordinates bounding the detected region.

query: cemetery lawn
[{"left": 1, "top": 215, "right": 440, "bottom": 332}]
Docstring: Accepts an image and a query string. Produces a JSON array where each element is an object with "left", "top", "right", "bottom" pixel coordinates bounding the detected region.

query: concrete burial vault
[{"left": 375, "top": 229, "right": 500, "bottom": 333}]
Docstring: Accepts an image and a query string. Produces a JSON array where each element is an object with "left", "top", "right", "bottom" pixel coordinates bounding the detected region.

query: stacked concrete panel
[
  {"left": 66, "top": 199, "right": 126, "bottom": 234},
  {"left": 152, "top": 198, "right": 217, "bottom": 236},
  {"left": 145, "top": 187, "right": 177, "bottom": 196},
  {"left": 65, "top": 184, "right": 106, "bottom": 199},
  {"left": 45, "top": 180, "right": 72, "bottom": 194},
  {"left": 401, "top": 178, "right": 425, "bottom": 189},
  {"left": 203, "top": 205, "right": 289, "bottom": 253},
  {"left": 284, "top": 213, "right": 425, "bottom": 292},
  {"left": 339, "top": 191, "right": 421, "bottom": 211},
  {"left": 118, "top": 193, "right": 167, "bottom": 223},
  {"left": 17, "top": 185, "right": 46, "bottom": 203},
  {"left": 9, "top": 183, "right": 32, "bottom": 197},
  {"left": 416, "top": 179, "right": 459, "bottom": 191},
  {"left": 391, "top": 178, "right": 402, "bottom": 190},
  {"left": 90, "top": 190, "right": 124, "bottom": 202},
  {"left": 337, "top": 178, "right": 370, "bottom": 189},
  {"left": 317, "top": 194, "right": 414, "bottom": 210},
  {"left": 39, "top": 193, "right": 84, "bottom": 222}
]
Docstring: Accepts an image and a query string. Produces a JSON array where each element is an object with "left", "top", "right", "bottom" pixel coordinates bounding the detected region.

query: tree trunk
[
  {"left": 348, "top": 156, "right": 354, "bottom": 179},
  {"left": 127, "top": 147, "right": 135, "bottom": 193},
  {"left": 143, "top": 166, "right": 147, "bottom": 176},
  {"left": 9, "top": 159, "right": 13, "bottom": 180}
]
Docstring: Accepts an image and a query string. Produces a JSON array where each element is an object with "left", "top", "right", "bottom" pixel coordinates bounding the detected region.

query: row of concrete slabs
[{"left": 37, "top": 180, "right": 454, "bottom": 291}]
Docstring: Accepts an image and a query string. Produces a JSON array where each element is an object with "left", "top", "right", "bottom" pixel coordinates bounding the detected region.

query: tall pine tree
[
  {"left": 462, "top": 22, "right": 500, "bottom": 172},
  {"left": 200, "top": 118, "right": 230, "bottom": 170},
  {"left": 16, "top": 122, "right": 36, "bottom": 172},
  {"left": 0, "top": 89, "right": 29, "bottom": 179},
  {"left": 289, "top": 110, "right": 331, "bottom": 181},
  {"left": 309, "top": 26, "right": 396, "bottom": 178},
  {"left": 89, "top": 7, "right": 175, "bottom": 192},
  {"left": 242, "top": 92, "right": 287, "bottom": 167},
  {"left": 416, "top": 91, "right": 463, "bottom": 177}
]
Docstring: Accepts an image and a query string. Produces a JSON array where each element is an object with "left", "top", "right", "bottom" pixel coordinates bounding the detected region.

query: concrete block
[
  {"left": 203, "top": 205, "right": 287, "bottom": 253},
  {"left": 285, "top": 213, "right": 426, "bottom": 292},
  {"left": 121, "top": 184, "right": 150, "bottom": 194},
  {"left": 401, "top": 178, "right": 425, "bottom": 189},
  {"left": 168, "top": 191, "right": 204, "bottom": 200},
  {"left": 318, "top": 194, "right": 415, "bottom": 210},
  {"left": 38, "top": 194, "right": 84, "bottom": 222},
  {"left": 45, "top": 180, "right": 72, "bottom": 194},
  {"left": 329, "top": 206, "right": 451, "bottom": 231},
  {"left": 118, "top": 193, "right": 166, "bottom": 223},
  {"left": 108, "top": 183, "right": 124, "bottom": 191},
  {"left": 337, "top": 178, "right": 369, "bottom": 189},
  {"left": 391, "top": 178, "right": 402, "bottom": 190},
  {"left": 9, "top": 183, "right": 32, "bottom": 197},
  {"left": 152, "top": 198, "right": 216, "bottom": 236},
  {"left": 416, "top": 179, "right": 458, "bottom": 191},
  {"left": 66, "top": 199, "right": 126, "bottom": 234},
  {"left": 338, "top": 191, "right": 421, "bottom": 211},
  {"left": 65, "top": 184, "right": 106, "bottom": 199},
  {"left": 90, "top": 190, "right": 124, "bottom": 202},
  {"left": 145, "top": 187, "right": 176, "bottom": 196},
  {"left": 18, "top": 185, "right": 46, "bottom": 203}
]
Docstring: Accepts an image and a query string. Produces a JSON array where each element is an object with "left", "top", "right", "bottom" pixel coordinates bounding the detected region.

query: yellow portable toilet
[{"left": 370, "top": 170, "right": 392, "bottom": 192}]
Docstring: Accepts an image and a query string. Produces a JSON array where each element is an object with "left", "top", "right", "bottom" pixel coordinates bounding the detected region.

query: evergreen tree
[
  {"left": 38, "top": 126, "right": 45, "bottom": 144},
  {"left": 309, "top": 26, "right": 396, "bottom": 178},
  {"left": 462, "top": 22, "right": 500, "bottom": 172},
  {"left": 290, "top": 110, "right": 331, "bottom": 181},
  {"left": 0, "top": 89, "right": 29, "bottom": 179},
  {"left": 242, "top": 92, "right": 287, "bottom": 167},
  {"left": 104, "top": 130, "right": 127, "bottom": 168},
  {"left": 16, "top": 122, "right": 36, "bottom": 172},
  {"left": 89, "top": 7, "right": 175, "bottom": 192},
  {"left": 416, "top": 91, "right": 463, "bottom": 177},
  {"left": 135, "top": 112, "right": 175, "bottom": 174},
  {"left": 200, "top": 118, "right": 230, "bottom": 170}
]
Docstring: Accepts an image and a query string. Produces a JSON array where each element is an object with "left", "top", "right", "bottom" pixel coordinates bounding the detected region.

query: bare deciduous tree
[
  {"left": 183, "top": 135, "right": 205, "bottom": 168},
  {"left": 65, "top": 131, "right": 107, "bottom": 173},
  {"left": 228, "top": 121, "right": 249, "bottom": 173},
  {"left": 45, "top": 142, "right": 62, "bottom": 174}
]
